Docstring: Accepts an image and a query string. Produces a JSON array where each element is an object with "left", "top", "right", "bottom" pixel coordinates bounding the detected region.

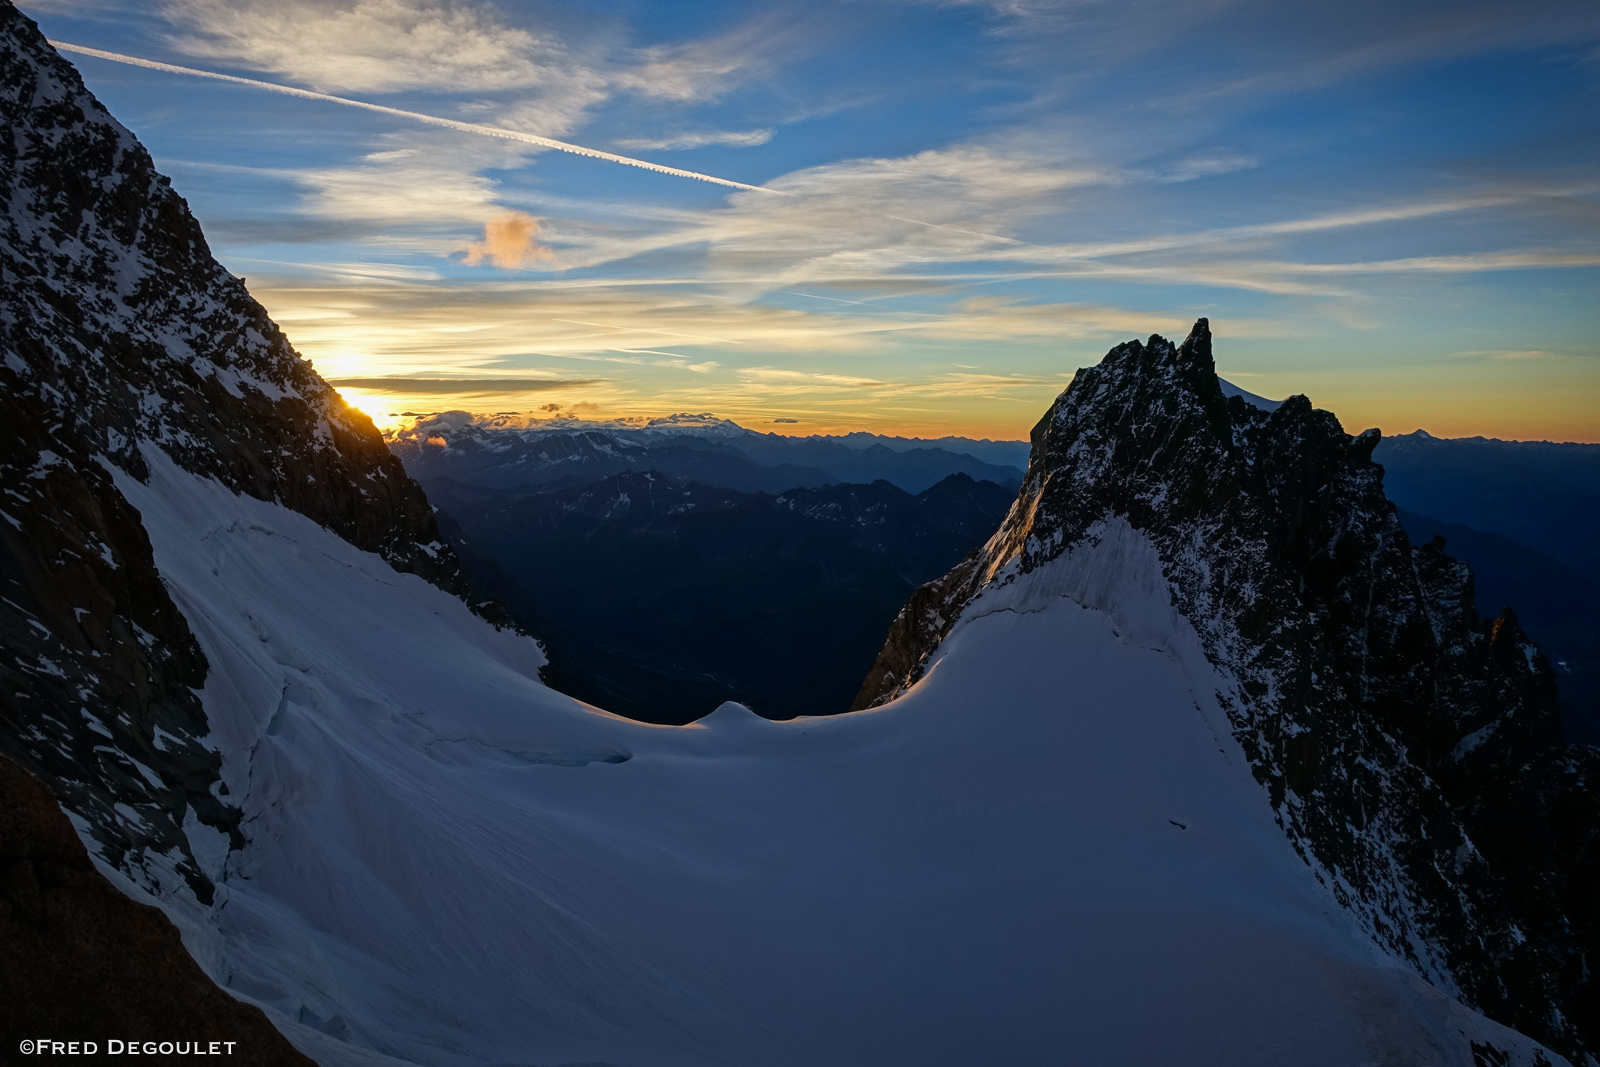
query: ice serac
[
  {"left": 0, "top": 2, "right": 469, "bottom": 907},
  {"left": 856, "top": 318, "right": 1600, "bottom": 1060}
]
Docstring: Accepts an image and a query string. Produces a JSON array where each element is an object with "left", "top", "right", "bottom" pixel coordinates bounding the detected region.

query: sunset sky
[{"left": 23, "top": 0, "right": 1600, "bottom": 441}]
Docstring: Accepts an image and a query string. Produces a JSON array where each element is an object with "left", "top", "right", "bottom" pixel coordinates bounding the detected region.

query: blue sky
[{"left": 21, "top": 0, "right": 1600, "bottom": 440}]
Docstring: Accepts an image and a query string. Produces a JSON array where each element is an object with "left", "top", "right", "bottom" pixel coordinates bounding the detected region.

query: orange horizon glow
[{"left": 336, "top": 385, "right": 1600, "bottom": 445}]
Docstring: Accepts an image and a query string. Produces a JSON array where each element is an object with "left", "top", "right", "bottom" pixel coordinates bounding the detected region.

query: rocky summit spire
[{"left": 856, "top": 319, "right": 1599, "bottom": 1061}]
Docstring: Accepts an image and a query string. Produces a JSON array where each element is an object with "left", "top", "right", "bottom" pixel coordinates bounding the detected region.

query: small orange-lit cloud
[{"left": 465, "top": 212, "right": 558, "bottom": 270}]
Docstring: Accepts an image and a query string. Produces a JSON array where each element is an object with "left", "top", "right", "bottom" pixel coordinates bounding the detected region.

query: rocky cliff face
[
  {"left": 0, "top": 2, "right": 468, "bottom": 907},
  {"left": 857, "top": 320, "right": 1600, "bottom": 1060}
]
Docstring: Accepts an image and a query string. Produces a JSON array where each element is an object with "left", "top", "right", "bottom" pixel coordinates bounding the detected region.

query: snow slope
[
  {"left": 113, "top": 447, "right": 1557, "bottom": 1067},
  {"left": 1218, "top": 377, "right": 1284, "bottom": 411}
]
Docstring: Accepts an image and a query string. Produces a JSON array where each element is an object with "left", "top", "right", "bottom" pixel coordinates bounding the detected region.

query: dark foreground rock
[{"left": 0, "top": 754, "right": 316, "bottom": 1065}]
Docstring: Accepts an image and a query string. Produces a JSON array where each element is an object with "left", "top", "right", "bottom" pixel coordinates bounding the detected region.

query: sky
[{"left": 20, "top": 0, "right": 1600, "bottom": 442}]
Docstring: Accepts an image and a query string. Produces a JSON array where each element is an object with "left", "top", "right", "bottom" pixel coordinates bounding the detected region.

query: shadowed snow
[{"left": 110, "top": 447, "right": 1558, "bottom": 1067}]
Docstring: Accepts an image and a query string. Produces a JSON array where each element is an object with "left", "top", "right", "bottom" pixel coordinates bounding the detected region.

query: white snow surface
[
  {"left": 110, "top": 446, "right": 1558, "bottom": 1067},
  {"left": 1218, "top": 377, "right": 1284, "bottom": 411}
]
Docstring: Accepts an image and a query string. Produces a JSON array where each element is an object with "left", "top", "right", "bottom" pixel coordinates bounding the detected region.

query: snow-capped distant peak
[{"left": 637, "top": 412, "right": 753, "bottom": 438}]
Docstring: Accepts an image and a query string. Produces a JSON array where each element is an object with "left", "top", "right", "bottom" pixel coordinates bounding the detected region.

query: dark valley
[{"left": 432, "top": 470, "right": 1014, "bottom": 722}]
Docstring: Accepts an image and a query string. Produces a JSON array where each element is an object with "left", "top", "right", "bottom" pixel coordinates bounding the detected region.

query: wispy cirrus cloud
[
  {"left": 1453, "top": 349, "right": 1567, "bottom": 361},
  {"left": 513, "top": 145, "right": 1598, "bottom": 303},
  {"left": 163, "top": 0, "right": 601, "bottom": 99},
  {"left": 231, "top": 116, "right": 1597, "bottom": 321},
  {"left": 957, "top": 0, "right": 1600, "bottom": 98},
  {"left": 738, "top": 367, "right": 887, "bottom": 388},
  {"left": 293, "top": 145, "right": 504, "bottom": 226},
  {"left": 1249, "top": 249, "right": 1600, "bottom": 274},
  {"left": 249, "top": 272, "right": 1220, "bottom": 374},
  {"left": 156, "top": 0, "right": 819, "bottom": 138},
  {"left": 1152, "top": 154, "right": 1258, "bottom": 184},
  {"left": 326, "top": 376, "right": 595, "bottom": 391},
  {"left": 52, "top": 42, "right": 777, "bottom": 193},
  {"left": 609, "top": 14, "right": 824, "bottom": 103}
]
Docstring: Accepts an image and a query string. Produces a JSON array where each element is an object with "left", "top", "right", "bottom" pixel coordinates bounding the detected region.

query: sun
[{"left": 333, "top": 387, "right": 411, "bottom": 431}]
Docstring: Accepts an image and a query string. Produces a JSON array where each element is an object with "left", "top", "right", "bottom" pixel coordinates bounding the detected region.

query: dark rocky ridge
[
  {"left": 0, "top": 2, "right": 469, "bottom": 909},
  {"left": 857, "top": 320, "right": 1600, "bottom": 1060},
  {"left": 1395, "top": 507, "right": 1600, "bottom": 745}
]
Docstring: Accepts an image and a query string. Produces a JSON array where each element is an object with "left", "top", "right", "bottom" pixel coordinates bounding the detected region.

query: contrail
[
  {"left": 49, "top": 40, "right": 779, "bottom": 195},
  {"left": 50, "top": 41, "right": 1037, "bottom": 250}
]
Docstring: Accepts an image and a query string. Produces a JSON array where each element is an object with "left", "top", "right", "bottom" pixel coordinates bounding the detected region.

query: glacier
[{"left": 109, "top": 446, "right": 1557, "bottom": 1067}]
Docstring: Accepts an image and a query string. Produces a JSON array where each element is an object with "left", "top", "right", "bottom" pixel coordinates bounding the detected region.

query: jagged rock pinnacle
[{"left": 856, "top": 321, "right": 1596, "bottom": 1060}]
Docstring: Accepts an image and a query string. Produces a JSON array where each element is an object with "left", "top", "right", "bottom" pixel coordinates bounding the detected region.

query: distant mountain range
[
  {"left": 395, "top": 413, "right": 1027, "bottom": 723},
  {"left": 805, "top": 430, "right": 1030, "bottom": 470},
  {"left": 432, "top": 471, "right": 1015, "bottom": 723},
  {"left": 387, "top": 411, "right": 1027, "bottom": 496},
  {"left": 1376, "top": 431, "right": 1600, "bottom": 585}
]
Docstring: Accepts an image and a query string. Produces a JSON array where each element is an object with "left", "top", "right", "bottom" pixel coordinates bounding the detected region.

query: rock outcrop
[{"left": 857, "top": 320, "right": 1600, "bottom": 1060}]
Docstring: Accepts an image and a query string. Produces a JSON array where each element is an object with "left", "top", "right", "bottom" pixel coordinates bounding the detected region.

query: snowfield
[{"left": 108, "top": 447, "right": 1559, "bottom": 1066}]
